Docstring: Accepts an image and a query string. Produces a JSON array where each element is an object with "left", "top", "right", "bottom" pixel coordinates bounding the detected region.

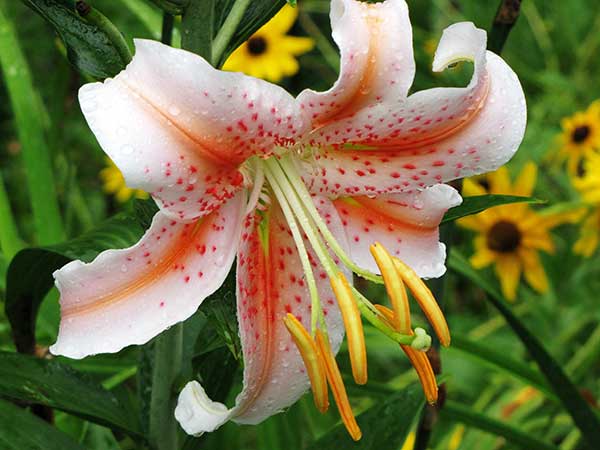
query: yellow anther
[
  {"left": 374, "top": 305, "right": 438, "bottom": 403},
  {"left": 401, "top": 345, "right": 438, "bottom": 404},
  {"left": 315, "top": 330, "right": 362, "bottom": 441},
  {"left": 283, "top": 314, "right": 329, "bottom": 413},
  {"left": 392, "top": 258, "right": 451, "bottom": 347},
  {"left": 329, "top": 272, "right": 368, "bottom": 385},
  {"left": 374, "top": 304, "right": 396, "bottom": 326},
  {"left": 370, "top": 242, "right": 411, "bottom": 334}
]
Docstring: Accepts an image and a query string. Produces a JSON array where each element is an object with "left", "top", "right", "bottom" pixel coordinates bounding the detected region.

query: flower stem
[
  {"left": 181, "top": 0, "right": 214, "bottom": 61},
  {"left": 0, "top": 5, "right": 64, "bottom": 245},
  {"left": 76, "top": 1, "right": 132, "bottom": 66},
  {"left": 0, "top": 172, "right": 23, "bottom": 258},
  {"left": 488, "top": 0, "right": 522, "bottom": 54},
  {"left": 149, "top": 324, "right": 183, "bottom": 450},
  {"left": 211, "top": 0, "right": 251, "bottom": 66}
]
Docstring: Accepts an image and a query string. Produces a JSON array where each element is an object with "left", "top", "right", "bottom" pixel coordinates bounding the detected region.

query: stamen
[
  {"left": 278, "top": 155, "right": 384, "bottom": 284},
  {"left": 283, "top": 314, "right": 329, "bottom": 413},
  {"left": 392, "top": 258, "right": 451, "bottom": 347},
  {"left": 245, "top": 162, "right": 265, "bottom": 215},
  {"left": 329, "top": 272, "right": 368, "bottom": 385},
  {"left": 401, "top": 346, "right": 438, "bottom": 404},
  {"left": 315, "top": 330, "right": 362, "bottom": 441},
  {"left": 370, "top": 242, "right": 411, "bottom": 334},
  {"left": 265, "top": 164, "right": 326, "bottom": 334},
  {"left": 374, "top": 305, "right": 438, "bottom": 404}
]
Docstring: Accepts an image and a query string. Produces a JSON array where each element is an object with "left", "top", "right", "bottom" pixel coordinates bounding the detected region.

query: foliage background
[{"left": 0, "top": 0, "right": 599, "bottom": 449}]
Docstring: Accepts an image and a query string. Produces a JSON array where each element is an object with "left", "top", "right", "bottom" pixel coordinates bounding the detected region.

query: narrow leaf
[
  {"left": 0, "top": 398, "right": 87, "bottom": 450},
  {"left": 448, "top": 251, "right": 600, "bottom": 448},
  {"left": 0, "top": 3, "right": 64, "bottom": 244},
  {"left": 442, "top": 195, "right": 543, "bottom": 224},
  {"left": 212, "top": 0, "right": 286, "bottom": 67},
  {"left": 441, "top": 400, "right": 559, "bottom": 450},
  {"left": 22, "top": 0, "right": 129, "bottom": 77},
  {"left": 308, "top": 384, "right": 424, "bottom": 450},
  {"left": 450, "top": 334, "right": 555, "bottom": 400},
  {"left": 0, "top": 352, "right": 141, "bottom": 435}
]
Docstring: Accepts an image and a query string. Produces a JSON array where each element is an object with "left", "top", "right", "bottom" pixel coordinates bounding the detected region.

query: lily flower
[{"left": 51, "top": 0, "right": 525, "bottom": 439}]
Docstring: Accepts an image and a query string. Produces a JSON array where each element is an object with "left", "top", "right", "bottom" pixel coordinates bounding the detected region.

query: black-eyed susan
[
  {"left": 99, "top": 158, "right": 148, "bottom": 203},
  {"left": 571, "top": 152, "right": 600, "bottom": 257},
  {"left": 458, "top": 162, "right": 577, "bottom": 301},
  {"left": 555, "top": 100, "right": 600, "bottom": 175},
  {"left": 222, "top": 4, "right": 314, "bottom": 82}
]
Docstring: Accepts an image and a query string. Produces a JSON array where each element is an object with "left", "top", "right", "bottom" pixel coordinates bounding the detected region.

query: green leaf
[
  {"left": 5, "top": 213, "right": 144, "bottom": 353},
  {"left": 441, "top": 400, "right": 559, "bottom": 450},
  {"left": 448, "top": 251, "right": 600, "bottom": 449},
  {"left": 0, "top": 398, "right": 87, "bottom": 450},
  {"left": 449, "top": 334, "right": 555, "bottom": 400},
  {"left": 0, "top": 352, "right": 142, "bottom": 435},
  {"left": 308, "top": 384, "right": 424, "bottom": 449},
  {"left": 0, "top": 3, "right": 64, "bottom": 245},
  {"left": 21, "top": 0, "right": 129, "bottom": 77},
  {"left": 442, "top": 195, "right": 543, "bottom": 224},
  {"left": 212, "top": 0, "right": 286, "bottom": 67}
]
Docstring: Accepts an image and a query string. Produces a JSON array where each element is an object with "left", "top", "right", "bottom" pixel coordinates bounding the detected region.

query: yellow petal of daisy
[
  {"left": 280, "top": 36, "right": 315, "bottom": 55},
  {"left": 494, "top": 254, "right": 522, "bottom": 301},
  {"left": 513, "top": 162, "right": 537, "bottom": 197},
  {"left": 488, "top": 166, "right": 511, "bottom": 194},
  {"left": 261, "top": 4, "right": 298, "bottom": 35},
  {"left": 470, "top": 246, "right": 496, "bottom": 269},
  {"left": 519, "top": 248, "right": 549, "bottom": 293},
  {"left": 462, "top": 177, "right": 487, "bottom": 196}
]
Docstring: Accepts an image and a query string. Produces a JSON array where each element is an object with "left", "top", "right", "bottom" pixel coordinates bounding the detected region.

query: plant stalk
[{"left": 0, "top": 4, "right": 64, "bottom": 245}]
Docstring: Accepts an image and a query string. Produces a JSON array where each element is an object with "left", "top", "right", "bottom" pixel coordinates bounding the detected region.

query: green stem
[
  {"left": 210, "top": 0, "right": 251, "bottom": 66},
  {"left": 0, "top": 4, "right": 64, "bottom": 244},
  {"left": 161, "top": 12, "right": 175, "bottom": 45},
  {"left": 149, "top": 324, "right": 183, "bottom": 450},
  {"left": 0, "top": 172, "right": 23, "bottom": 258},
  {"left": 76, "top": 2, "right": 132, "bottom": 65},
  {"left": 488, "top": 0, "right": 523, "bottom": 54},
  {"left": 298, "top": 11, "right": 339, "bottom": 73},
  {"left": 148, "top": 0, "right": 188, "bottom": 15},
  {"left": 181, "top": 0, "right": 214, "bottom": 60}
]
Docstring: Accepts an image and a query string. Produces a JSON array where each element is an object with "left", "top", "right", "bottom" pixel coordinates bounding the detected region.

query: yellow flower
[
  {"left": 555, "top": 100, "right": 600, "bottom": 175},
  {"left": 99, "top": 158, "right": 148, "bottom": 203},
  {"left": 458, "top": 162, "right": 576, "bottom": 301},
  {"left": 222, "top": 4, "right": 314, "bottom": 82},
  {"left": 571, "top": 152, "right": 600, "bottom": 257}
]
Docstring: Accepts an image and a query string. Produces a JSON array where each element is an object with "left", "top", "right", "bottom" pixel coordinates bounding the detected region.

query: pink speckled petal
[
  {"left": 297, "top": 0, "right": 414, "bottom": 127},
  {"left": 333, "top": 184, "right": 462, "bottom": 278},
  {"left": 80, "top": 39, "right": 308, "bottom": 221},
  {"left": 50, "top": 193, "right": 246, "bottom": 359},
  {"left": 176, "top": 199, "right": 347, "bottom": 434},
  {"left": 303, "top": 22, "right": 526, "bottom": 197}
]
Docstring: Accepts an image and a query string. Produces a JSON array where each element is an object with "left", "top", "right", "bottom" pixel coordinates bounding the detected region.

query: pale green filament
[
  {"left": 279, "top": 154, "right": 384, "bottom": 285},
  {"left": 264, "top": 164, "right": 326, "bottom": 336},
  {"left": 265, "top": 157, "right": 420, "bottom": 348}
]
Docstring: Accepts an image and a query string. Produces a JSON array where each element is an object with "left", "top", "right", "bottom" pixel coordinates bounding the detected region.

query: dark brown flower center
[
  {"left": 487, "top": 220, "right": 521, "bottom": 253},
  {"left": 572, "top": 125, "right": 591, "bottom": 144},
  {"left": 247, "top": 36, "right": 268, "bottom": 55}
]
